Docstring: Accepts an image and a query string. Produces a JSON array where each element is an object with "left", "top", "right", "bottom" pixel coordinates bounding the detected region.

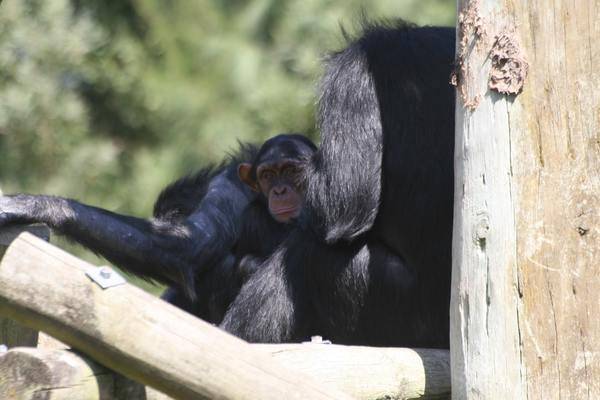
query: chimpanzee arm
[
  {"left": 0, "top": 195, "right": 195, "bottom": 286},
  {"left": 183, "top": 166, "right": 257, "bottom": 277},
  {"left": 220, "top": 227, "right": 435, "bottom": 346},
  {"left": 303, "top": 41, "right": 383, "bottom": 244},
  {"left": 0, "top": 164, "right": 255, "bottom": 296},
  {"left": 220, "top": 230, "right": 311, "bottom": 343}
]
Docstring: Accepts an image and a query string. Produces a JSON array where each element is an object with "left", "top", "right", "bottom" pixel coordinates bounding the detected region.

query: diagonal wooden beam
[{"left": 0, "top": 232, "right": 351, "bottom": 400}]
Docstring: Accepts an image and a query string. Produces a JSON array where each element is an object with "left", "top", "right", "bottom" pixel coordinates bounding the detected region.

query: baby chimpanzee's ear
[{"left": 238, "top": 163, "right": 260, "bottom": 192}]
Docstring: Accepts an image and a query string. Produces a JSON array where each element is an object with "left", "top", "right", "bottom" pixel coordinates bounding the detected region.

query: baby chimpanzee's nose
[{"left": 273, "top": 186, "right": 287, "bottom": 196}]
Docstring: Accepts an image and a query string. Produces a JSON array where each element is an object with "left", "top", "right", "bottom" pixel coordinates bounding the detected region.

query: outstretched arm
[{"left": 0, "top": 164, "right": 255, "bottom": 297}]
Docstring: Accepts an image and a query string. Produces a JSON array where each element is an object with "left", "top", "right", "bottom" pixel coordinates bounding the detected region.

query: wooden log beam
[
  {"left": 0, "top": 232, "right": 351, "bottom": 400},
  {"left": 0, "top": 344, "right": 450, "bottom": 400},
  {"left": 259, "top": 343, "right": 450, "bottom": 400}
]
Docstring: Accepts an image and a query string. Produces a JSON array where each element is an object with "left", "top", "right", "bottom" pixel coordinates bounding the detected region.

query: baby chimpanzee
[{"left": 161, "top": 133, "right": 317, "bottom": 321}]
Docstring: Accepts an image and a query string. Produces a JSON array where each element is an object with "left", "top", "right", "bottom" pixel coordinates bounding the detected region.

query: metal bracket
[
  {"left": 86, "top": 266, "right": 126, "bottom": 289},
  {"left": 303, "top": 335, "right": 332, "bottom": 345}
]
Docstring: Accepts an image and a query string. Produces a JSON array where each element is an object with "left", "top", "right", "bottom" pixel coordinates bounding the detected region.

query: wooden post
[
  {"left": 451, "top": 0, "right": 599, "bottom": 399},
  {"left": 0, "top": 224, "right": 50, "bottom": 348},
  {"left": 0, "top": 233, "right": 352, "bottom": 400}
]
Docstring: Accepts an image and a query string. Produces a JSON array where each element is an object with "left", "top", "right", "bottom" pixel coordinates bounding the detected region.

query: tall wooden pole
[{"left": 451, "top": 0, "right": 599, "bottom": 399}]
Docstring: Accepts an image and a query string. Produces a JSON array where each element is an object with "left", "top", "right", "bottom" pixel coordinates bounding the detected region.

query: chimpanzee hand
[{"left": 0, "top": 194, "right": 40, "bottom": 226}]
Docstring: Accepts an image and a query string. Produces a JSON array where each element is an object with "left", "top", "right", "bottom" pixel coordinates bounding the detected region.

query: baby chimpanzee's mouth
[{"left": 273, "top": 206, "right": 299, "bottom": 216}]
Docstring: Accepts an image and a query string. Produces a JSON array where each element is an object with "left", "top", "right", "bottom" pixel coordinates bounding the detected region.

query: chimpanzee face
[
  {"left": 255, "top": 159, "right": 303, "bottom": 223},
  {"left": 238, "top": 134, "right": 316, "bottom": 224}
]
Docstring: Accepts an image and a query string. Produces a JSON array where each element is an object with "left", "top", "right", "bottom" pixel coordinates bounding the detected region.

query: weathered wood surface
[
  {"left": 0, "top": 224, "right": 50, "bottom": 349},
  {"left": 0, "top": 232, "right": 351, "bottom": 400},
  {"left": 0, "top": 347, "right": 120, "bottom": 400},
  {"left": 0, "top": 347, "right": 171, "bottom": 400},
  {"left": 451, "top": 0, "right": 599, "bottom": 399},
  {"left": 258, "top": 343, "right": 450, "bottom": 399},
  {"left": 1, "top": 344, "right": 450, "bottom": 400}
]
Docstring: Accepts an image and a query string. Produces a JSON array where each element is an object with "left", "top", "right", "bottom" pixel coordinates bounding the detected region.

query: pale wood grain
[
  {"left": 0, "top": 347, "right": 172, "bottom": 400},
  {"left": 0, "top": 347, "right": 116, "bottom": 400},
  {"left": 451, "top": 0, "right": 600, "bottom": 399},
  {"left": 258, "top": 343, "right": 450, "bottom": 399}
]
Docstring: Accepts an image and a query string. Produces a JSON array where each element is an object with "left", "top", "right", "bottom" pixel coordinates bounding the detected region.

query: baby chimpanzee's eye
[
  {"left": 261, "top": 170, "right": 275, "bottom": 181},
  {"left": 282, "top": 165, "right": 299, "bottom": 177}
]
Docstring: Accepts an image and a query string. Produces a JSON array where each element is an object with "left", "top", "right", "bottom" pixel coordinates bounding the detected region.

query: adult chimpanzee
[
  {"left": 220, "top": 21, "right": 456, "bottom": 348},
  {"left": 0, "top": 21, "right": 455, "bottom": 348}
]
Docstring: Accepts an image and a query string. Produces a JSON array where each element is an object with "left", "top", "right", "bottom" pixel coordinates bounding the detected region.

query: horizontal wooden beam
[
  {"left": 259, "top": 343, "right": 450, "bottom": 399},
  {"left": 0, "top": 233, "right": 351, "bottom": 400},
  {"left": 0, "top": 344, "right": 450, "bottom": 400}
]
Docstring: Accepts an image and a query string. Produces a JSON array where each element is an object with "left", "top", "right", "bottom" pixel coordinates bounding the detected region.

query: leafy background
[{"left": 0, "top": 0, "right": 455, "bottom": 293}]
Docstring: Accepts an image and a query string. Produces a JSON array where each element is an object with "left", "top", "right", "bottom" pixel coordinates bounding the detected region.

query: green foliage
[{"left": 0, "top": 0, "right": 455, "bottom": 289}]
